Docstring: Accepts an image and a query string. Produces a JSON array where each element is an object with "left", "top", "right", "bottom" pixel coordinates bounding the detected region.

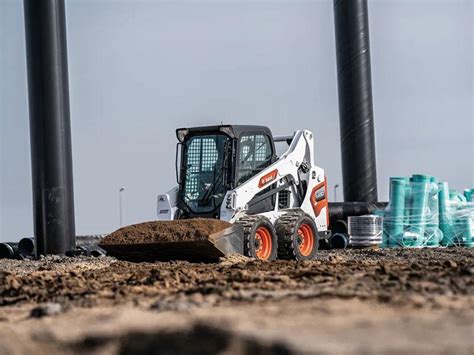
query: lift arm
[{"left": 220, "top": 130, "right": 327, "bottom": 227}]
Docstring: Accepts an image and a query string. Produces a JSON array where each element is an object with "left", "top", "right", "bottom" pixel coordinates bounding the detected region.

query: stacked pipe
[
  {"left": 75, "top": 235, "right": 107, "bottom": 257},
  {"left": 0, "top": 238, "right": 36, "bottom": 260},
  {"left": 0, "top": 243, "right": 22, "bottom": 259},
  {"left": 0, "top": 235, "right": 107, "bottom": 259},
  {"left": 327, "top": 202, "right": 387, "bottom": 249},
  {"left": 382, "top": 175, "right": 473, "bottom": 248},
  {"left": 439, "top": 184, "right": 474, "bottom": 247},
  {"left": 348, "top": 215, "right": 383, "bottom": 247},
  {"left": 383, "top": 175, "right": 440, "bottom": 247}
]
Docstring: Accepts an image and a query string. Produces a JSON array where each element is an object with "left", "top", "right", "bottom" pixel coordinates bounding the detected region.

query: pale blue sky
[{"left": 1, "top": 0, "right": 473, "bottom": 241}]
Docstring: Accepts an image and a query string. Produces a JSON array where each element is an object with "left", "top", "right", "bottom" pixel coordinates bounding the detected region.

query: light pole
[
  {"left": 119, "top": 187, "right": 125, "bottom": 227},
  {"left": 334, "top": 184, "right": 340, "bottom": 202}
]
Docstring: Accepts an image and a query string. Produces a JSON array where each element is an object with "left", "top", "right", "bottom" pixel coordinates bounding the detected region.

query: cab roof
[{"left": 176, "top": 125, "right": 273, "bottom": 142}]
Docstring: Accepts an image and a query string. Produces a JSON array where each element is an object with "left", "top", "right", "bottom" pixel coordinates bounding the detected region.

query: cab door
[
  {"left": 236, "top": 132, "right": 274, "bottom": 186},
  {"left": 236, "top": 132, "right": 276, "bottom": 214}
]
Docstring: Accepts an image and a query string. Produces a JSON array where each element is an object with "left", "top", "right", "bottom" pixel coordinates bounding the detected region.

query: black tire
[
  {"left": 236, "top": 215, "right": 278, "bottom": 261},
  {"left": 276, "top": 212, "right": 319, "bottom": 260}
]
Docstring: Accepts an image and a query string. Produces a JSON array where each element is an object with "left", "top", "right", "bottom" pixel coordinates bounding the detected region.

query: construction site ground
[{"left": 0, "top": 248, "right": 473, "bottom": 354}]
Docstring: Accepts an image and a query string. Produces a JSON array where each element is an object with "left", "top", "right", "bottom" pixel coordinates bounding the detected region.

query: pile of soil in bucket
[{"left": 100, "top": 219, "right": 232, "bottom": 245}]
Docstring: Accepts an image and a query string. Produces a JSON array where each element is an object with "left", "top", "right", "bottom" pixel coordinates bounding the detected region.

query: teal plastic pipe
[
  {"left": 425, "top": 176, "right": 440, "bottom": 247},
  {"left": 459, "top": 217, "right": 473, "bottom": 247},
  {"left": 409, "top": 174, "right": 431, "bottom": 247},
  {"left": 450, "top": 190, "right": 467, "bottom": 203},
  {"left": 386, "top": 177, "right": 408, "bottom": 247},
  {"left": 464, "top": 189, "right": 474, "bottom": 202},
  {"left": 439, "top": 182, "right": 455, "bottom": 246},
  {"left": 404, "top": 179, "right": 412, "bottom": 226}
]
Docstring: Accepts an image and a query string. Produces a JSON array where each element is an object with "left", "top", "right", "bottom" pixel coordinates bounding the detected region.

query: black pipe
[
  {"left": 24, "top": 0, "right": 76, "bottom": 257},
  {"left": 0, "top": 243, "right": 22, "bottom": 259},
  {"left": 328, "top": 202, "right": 387, "bottom": 233},
  {"left": 329, "top": 233, "right": 349, "bottom": 249},
  {"left": 75, "top": 244, "right": 107, "bottom": 257},
  {"left": 329, "top": 202, "right": 387, "bottom": 221},
  {"left": 18, "top": 235, "right": 106, "bottom": 257},
  {"left": 333, "top": 0, "right": 378, "bottom": 202},
  {"left": 18, "top": 237, "right": 35, "bottom": 256}
]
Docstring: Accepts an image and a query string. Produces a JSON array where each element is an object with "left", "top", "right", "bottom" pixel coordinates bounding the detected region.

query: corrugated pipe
[
  {"left": 18, "top": 237, "right": 35, "bottom": 256},
  {"left": 0, "top": 242, "right": 22, "bottom": 259}
]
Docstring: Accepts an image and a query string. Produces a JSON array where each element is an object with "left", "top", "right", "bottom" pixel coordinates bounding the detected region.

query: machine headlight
[
  {"left": 176, "top": 128, "right": 189, "bottom": 142},
  {"left": 226, "top": 192, "right": 236, "bottom": 209},
  {"left": 219, "top": 125, "right": 234, "bottom": 137}
]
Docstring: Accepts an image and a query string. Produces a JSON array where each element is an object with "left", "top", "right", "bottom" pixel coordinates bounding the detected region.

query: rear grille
[{"left": 278, "top": 190, "right": 290, "bottom": 209}]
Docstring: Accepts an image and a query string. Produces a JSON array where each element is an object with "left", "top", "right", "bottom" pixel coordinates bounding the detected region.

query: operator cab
[{"left": 175, "top": 125, "right": 276, "bottom": 219}]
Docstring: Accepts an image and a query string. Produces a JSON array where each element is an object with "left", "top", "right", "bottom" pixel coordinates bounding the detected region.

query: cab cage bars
[{"left": 274, "top": 135, "right": 295, "bottom": 145}]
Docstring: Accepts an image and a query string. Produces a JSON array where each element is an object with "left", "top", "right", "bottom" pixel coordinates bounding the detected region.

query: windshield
[{"left": 181, "top": 134, "right": 230, "bottom": 213}]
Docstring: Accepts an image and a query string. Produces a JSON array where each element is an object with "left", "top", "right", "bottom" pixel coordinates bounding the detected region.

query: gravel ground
[{"left": 0, "top": 248, "right": 472, "bottom": 354}]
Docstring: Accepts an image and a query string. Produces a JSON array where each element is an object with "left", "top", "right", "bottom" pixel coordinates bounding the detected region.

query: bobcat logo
[{"left": 258, "top": 169, "right": 278, "bottom": 188}]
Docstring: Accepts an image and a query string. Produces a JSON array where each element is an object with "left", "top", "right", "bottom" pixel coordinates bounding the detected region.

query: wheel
[
  {"left": 276, "top": 211, "right": 319, "bottom": 260},
  {"left": 236, "top": 216, "right": 278, "bottom": 261}
]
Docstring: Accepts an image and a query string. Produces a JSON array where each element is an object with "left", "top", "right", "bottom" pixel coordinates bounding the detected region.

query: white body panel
[
  {"left": 220, "top": 130, "right": 328, "bottom": 231},
  {"left": 156, "top": 186, "right": 179, "bottom": 220}
]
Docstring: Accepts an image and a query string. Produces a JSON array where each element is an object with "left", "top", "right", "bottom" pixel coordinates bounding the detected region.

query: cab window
[{"left": 237, "top": 134, "right": 273, "bottom": 185}]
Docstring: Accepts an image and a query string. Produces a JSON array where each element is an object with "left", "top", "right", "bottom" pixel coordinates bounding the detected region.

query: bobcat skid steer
[{"left": 102, "top": 125, "right": 330, "bottom": 261}]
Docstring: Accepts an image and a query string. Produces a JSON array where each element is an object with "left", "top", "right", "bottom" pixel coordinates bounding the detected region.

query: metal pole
[
  {"left": 24, "top": 0, "right": 76, "bottom": 256},
  {"left": 333, "top": 0, "right": 378, "bottom": 202},
  {"left": 119, "top": 187, "right": 125, "bottom": 227}
]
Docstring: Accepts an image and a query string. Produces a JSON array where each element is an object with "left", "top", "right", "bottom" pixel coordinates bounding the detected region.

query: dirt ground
[{"left": 0, "top": 248, "right": 473, "bottom": 354}]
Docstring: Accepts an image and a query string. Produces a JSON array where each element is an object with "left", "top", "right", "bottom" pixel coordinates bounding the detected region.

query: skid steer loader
[{"left": 102, "top": 125, "right": 330, "bottom": 261}]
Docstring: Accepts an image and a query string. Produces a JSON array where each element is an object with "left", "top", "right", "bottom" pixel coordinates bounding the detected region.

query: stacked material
[
  {"left": 382, "top": 175, "right": 441, "bottom": 248},
  {"left": 382, "top": 174, "right": 473, "bottom": 248},
  {"left": 463, "top": 188, "right": 474, "bottom": 202},
  {"left": 348, "top": 215, "right": 383, "bottom": 247},
  {"left": 0, "top": 242, "right": 21, "bottom": 259},
  {"left": 439, "top": 184, "right": 474, "bottom": 247}
]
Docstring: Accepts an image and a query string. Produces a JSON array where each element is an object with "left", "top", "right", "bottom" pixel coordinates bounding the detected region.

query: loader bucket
[{"left": 100, "top": 221, "right": 244, "bottom": 262}]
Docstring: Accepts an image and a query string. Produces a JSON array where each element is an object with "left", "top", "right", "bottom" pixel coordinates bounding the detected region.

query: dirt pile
[{"left": 100, "top": 219, "right": 231, "bottom": 245}]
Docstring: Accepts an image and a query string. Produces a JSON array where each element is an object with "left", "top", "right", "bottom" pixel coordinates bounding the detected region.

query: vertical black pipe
[
  {"left": 333, "top": 0, "right": 378, "bottom": 202},
  {"left": 24, "top": 0, "right": 76, "bottom": 256}
]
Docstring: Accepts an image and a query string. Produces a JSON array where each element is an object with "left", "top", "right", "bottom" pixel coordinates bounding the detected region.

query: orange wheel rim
[
  {"left": 255, "top": 226, "right": 272, "bottom": 260},
  {"left": 297, "top": 223, "right": 314, "bottom": 257}
]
